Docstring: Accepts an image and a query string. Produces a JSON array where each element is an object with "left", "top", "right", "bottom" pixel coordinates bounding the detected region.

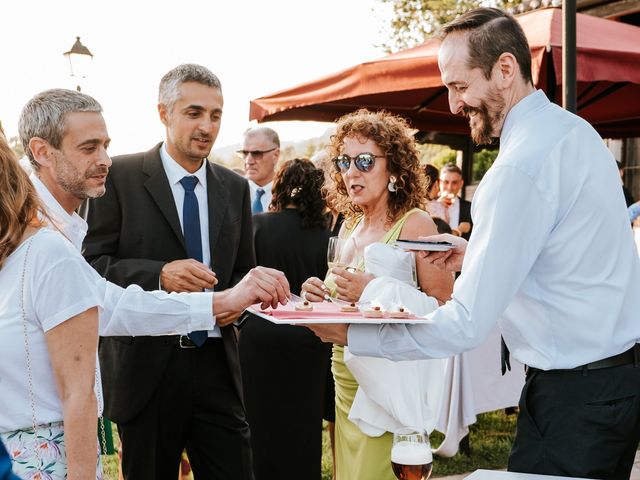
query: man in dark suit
[
  {"left": 438, "top": 163, "right": 473, "bottom": 240},
  {"left": 84, "top": 64, "right": 266, "bottom": 480}
]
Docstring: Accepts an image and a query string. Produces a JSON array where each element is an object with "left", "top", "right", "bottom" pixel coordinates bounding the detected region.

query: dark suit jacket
[
  {"left": 83, "top": 143, "right": 255, "bottom": 423},
  {"left": 459, "top": 198, "right": 473, "bottom": 240}
]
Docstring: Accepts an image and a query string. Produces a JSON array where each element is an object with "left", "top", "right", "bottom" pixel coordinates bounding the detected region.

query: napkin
[{"left": 345, "top": 276, "right": 445, "bottom": 436}]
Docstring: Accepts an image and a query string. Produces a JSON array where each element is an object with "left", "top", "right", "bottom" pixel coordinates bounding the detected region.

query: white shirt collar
[
  {"left": 30, "top": 172, "right": 88, "bottom": 251},
  {"left": 500, "top": 90, "right": 549, "bottom": 146},
  {"left": 248, "top": 179, "right": 273, "bottom": 197},
  {"left": 160, "top": 142, "right": 208, "bottom": 188}
]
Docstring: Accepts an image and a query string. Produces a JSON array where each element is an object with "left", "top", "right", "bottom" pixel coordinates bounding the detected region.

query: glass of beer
[{"left": 391, "top": 431, "right": 433, "bottom": 480}]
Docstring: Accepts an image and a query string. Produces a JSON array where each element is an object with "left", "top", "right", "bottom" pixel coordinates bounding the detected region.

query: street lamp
[{"left": 63, "top": 36, "right": 93, "bottom": 92}]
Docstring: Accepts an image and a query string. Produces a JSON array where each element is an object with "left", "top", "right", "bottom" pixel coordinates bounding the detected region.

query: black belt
[
  {"left": 526, "top": 344, "right": 640, "bottom": 376},
  {"left": 167, "top": 335, "right": 223, "bottom": 349}
]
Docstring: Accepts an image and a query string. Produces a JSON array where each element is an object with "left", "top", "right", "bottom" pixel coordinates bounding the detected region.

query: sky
[{"left": 1, "top": 0, "right": 394, "bottom": 157}]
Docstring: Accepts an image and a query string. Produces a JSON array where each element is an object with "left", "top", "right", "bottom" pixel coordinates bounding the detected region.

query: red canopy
[{"left": 250, "top": 8, "right": 640, "bottom": 138}]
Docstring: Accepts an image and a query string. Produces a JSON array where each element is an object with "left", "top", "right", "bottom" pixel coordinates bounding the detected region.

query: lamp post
[{"left": 63, "top": 36, "right": 93, "bottom": 92}]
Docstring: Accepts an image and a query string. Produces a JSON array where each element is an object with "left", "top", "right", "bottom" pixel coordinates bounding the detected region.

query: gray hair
[
  {"left": 158, "top": 64, "right": 222, "bottom": 112},
  {"left": 244, "top": 126, "right": 280, "bottom": 148},
  {"left": 19, "top": 88, "right": 102, "bottom": 169}
]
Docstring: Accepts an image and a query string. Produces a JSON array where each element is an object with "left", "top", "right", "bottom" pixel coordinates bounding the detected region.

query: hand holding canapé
[{"left": 160, "top": 258, "right": 217, "bottom": 292}]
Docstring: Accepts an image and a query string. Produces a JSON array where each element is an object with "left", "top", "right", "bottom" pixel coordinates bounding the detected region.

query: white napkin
[
  {"left": 363, "top": 243, "right": 416, "bottom": 286},
  {"left": 345, "top": 274, "right": 446, "bottom": 436}
]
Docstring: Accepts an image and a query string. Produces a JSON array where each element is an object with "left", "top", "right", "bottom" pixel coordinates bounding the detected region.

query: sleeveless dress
[{"left": 325, "top": 208, "right": 421, "bottom": 480}]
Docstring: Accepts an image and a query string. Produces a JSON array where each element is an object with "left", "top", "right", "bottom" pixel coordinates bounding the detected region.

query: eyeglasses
[
  {"left": 333, "top": 153, "right": 384, "bottom": 173},
  {"left": 237, "top": 147, "right": 277, "bottom": 159}
]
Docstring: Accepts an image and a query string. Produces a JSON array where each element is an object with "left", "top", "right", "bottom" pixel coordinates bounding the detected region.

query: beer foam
[{"left": 391, "top": 441, "right": 433, "bottom": 465}]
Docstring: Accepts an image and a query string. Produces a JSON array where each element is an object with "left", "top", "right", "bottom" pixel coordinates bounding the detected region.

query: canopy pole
[{"left": 562, "top": 0, "right": 577, "bottom": 113}]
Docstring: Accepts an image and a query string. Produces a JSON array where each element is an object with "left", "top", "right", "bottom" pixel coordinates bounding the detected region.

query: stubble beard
[{"left": 55, "top": 153, "right": 107, "bottom": 200}]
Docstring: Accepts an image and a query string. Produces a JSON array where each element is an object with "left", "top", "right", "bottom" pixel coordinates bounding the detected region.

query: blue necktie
[
  {"left": 252, "top": 188, "right": 265, "bottom": 214},
  {"left": 179, "top": 176, "right": 207, "bottom": 347}
]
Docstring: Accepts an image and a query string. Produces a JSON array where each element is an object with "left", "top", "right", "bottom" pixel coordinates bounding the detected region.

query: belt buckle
[{"left": 179, "top": 336, "right": 196, "bottom": 349}]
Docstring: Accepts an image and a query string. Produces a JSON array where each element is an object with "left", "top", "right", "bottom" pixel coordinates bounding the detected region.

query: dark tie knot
[
  {"left": 180, "top": 176, "right": 199, "bottom": 192},
  {"left": 256, "top": 188, "right": 265, "bottom": 198}
]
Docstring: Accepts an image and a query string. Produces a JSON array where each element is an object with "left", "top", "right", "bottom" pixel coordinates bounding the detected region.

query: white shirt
[
  {"left": 350, "top": 90, "right": 640, "bottom": 370},
  {"left": 447, "top": 197, "right": 461, "bottom": 228},
  {"left": 30, "top": 173, "right": 214, "bottom": 337},
  {"left": 160, "top": 144, "right": 220, "bottom": 337},
  {"left": 248, "top": 180, "right": 273, "bottom": 212},
  {"left": 0, "top": 229, "right": 104, "bottom": 432}
]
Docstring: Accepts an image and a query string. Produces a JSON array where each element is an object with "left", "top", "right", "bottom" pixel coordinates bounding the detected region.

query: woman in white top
[{"left": 0, "top": 134, "right": 101, "bottom": 479}]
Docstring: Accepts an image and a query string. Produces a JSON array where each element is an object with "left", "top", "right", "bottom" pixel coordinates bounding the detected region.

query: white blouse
[{"left": 0, "top": 229, "right": 102, "bottom": 432}]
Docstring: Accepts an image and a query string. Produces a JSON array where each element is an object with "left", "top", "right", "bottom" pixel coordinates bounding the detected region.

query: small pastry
[
  {"left": 362, "top": 305, "right": 384, "bottom": 318},
  {"left": 389, "top": 307, "right": 410, "bottom": 319},
  {"left": 295, "top": 301, "right": 314, "bottom": 312},
  {"left": 340, "top": 302, "right": 359, "bottom": 313}
]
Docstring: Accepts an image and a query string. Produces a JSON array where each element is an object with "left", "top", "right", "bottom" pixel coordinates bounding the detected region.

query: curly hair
[
  {"left": 0, "top": 133, "right": 46, "bottom": 269},
  {"left": 325, "top": 109, "right": 427, "bottom": 227},
  {"left": 270, "top": 158, "right": 329, "bottom": 230}
]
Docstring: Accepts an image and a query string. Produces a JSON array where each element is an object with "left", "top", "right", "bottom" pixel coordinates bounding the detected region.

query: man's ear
[
  {"left": 496, "top": 52, "right": 517, "bottom": 88},
  {"left": 28, "top": 137, "right": 54, "bottom": 169},
  {"left": 158, "top": 103, "right": 169, "bottom": 127}
]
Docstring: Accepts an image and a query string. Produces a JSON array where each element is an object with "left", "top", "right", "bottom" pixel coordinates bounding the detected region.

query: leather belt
[
  {"left": 526, "top": 343, "right": 640, "bottom": 376},
  {"left": 167, "top": 335, "right": 222, "bottom": 349}
]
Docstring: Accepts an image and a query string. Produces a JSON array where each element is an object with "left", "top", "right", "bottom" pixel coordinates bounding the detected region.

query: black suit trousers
[
  {"left": 117, "top": 338, "right": 253, "bottom": 480},
  {"left": 508, "top": 362, "right": 640, "bottom": 479}
]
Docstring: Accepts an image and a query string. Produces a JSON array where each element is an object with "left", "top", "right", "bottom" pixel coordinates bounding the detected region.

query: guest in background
[
  {"left": 424, "top": 163, "right": 449, "bottom": 224},
  {"left": 618, "top": 161, "right": 635, "bottom": 207},
  {"left": 241, "top": 127, "right": 280, "bottom": 213},
  {"left": 438, "top": 163, "right": 473, "bottom": 239},
  {"left": 240, "top": 158, "right": 333, "bottom": 480},
  {"left": 300, "top": 109, "right": 453, "bottom": 480}
]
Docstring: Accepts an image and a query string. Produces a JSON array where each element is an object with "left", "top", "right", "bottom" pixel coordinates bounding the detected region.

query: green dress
[{"left": 325, "top": 208, "right": 421, "bottom": 480}]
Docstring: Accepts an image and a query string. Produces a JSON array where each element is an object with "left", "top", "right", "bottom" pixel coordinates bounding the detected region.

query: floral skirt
[{"left": 0, "top": 421, "right": 103, "bottom": 479}]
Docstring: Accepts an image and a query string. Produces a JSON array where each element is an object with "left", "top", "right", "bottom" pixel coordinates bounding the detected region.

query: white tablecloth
[{"left": 434, "top": 326, "right": 525, "bottom": 457}]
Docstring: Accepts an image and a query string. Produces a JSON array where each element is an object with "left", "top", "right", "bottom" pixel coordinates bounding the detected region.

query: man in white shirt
[
  {"left": 18, "top": 88, "right": 287, "bottom": 338},
  {"left": 240, "top": 126, "right": 280, "bottom": 213},
  {"left": 305, "top": 8, "right": 640, "bottom": 480}
]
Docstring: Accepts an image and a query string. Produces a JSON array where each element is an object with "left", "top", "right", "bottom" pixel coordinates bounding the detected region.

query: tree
[
  {"left": 380, "top": 0, "right": 520, "bottom": 51},
  {"left": 8, "top": 136, "right": 24, "bottom": 159}
]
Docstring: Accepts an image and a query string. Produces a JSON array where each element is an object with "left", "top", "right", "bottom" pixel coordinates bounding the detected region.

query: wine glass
[
  {"left": 391, "top": 432, "right": 433, "bottom": 480},
  {"left": 327, "top": 236, "right": 356, "bottom": 271}
]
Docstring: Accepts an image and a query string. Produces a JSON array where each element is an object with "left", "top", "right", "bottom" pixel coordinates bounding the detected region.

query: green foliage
[
  {"left": 417, "top": 143, "right": 457, "bottom": 170},
  {"left": 472, "top": 148, "right": 498, "bottom": 182},
  {"left": 380, "top": 0, "right": 521, "bottom": 51}
]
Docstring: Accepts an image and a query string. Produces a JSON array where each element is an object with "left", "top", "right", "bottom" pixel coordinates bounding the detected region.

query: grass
[{"left": 102, "top": 410, "right": 516, "bottom": 479}]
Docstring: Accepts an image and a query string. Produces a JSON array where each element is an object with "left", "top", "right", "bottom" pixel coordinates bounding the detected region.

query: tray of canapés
[{"left": 248, "top": 294, "right": 431, "bottom": 325}]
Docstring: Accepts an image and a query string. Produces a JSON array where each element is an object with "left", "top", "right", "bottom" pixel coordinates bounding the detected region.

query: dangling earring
[{"left": 387, "top": 175, "right": 397, "bottom": 193}]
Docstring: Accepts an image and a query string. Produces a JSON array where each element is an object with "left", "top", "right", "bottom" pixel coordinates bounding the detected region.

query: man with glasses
[{"left": 239, "top": 127, "right": 280, "bottom": 213}]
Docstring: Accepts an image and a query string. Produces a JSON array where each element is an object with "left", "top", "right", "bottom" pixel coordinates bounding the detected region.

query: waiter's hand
[
  {"left": 160, "top": 259, "right": 217, "bottom": 292},
  {"left": 303, "top": 323, "right": 349, "bottom": 345},
  {"left": 214, "top": 267, "right": 290, "bottom": 316},
  {"left": 415, "top": 233, "right": 467, "bottom": 272},
  {"left": 331, "top": 268, "right": 374, "bottom": 303}
]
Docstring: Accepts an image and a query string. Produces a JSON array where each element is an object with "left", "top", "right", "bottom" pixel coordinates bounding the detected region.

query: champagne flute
[{"left": 391, "top": 432, "right": 433, "bottom": 480}]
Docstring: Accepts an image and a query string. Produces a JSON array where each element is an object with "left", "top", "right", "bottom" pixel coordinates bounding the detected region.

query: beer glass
[{"left": 391, "top": 432, "right": 433, "bottom": 480}]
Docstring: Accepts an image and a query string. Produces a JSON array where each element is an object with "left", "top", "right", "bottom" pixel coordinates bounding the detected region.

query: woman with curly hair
[
  {"left": 239, "top": 158, "right": 334, "bottom": 480},
  {"left": 301, "top": 109, "right": 453, "bottom": 480}
]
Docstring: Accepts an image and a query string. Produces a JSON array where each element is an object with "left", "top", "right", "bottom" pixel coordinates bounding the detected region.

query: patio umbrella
[{"left": 249, "top": 7, "right": 640, "bottom": 138}]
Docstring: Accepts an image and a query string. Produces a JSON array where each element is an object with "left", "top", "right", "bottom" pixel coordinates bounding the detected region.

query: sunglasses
[
  {"left": 333, "top": 153, "right": 384, "bottom": 173},
  {"left": 237, "top": 147, "right": 277, "bottom": 159}
]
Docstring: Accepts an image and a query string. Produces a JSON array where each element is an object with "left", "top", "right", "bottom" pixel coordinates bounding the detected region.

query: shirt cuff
[
  {"left": 188, "top": 292, "right": 215, "bottom": 331},
  {"left": 347, "top": 323, "right": 383, "bottom": 357}
]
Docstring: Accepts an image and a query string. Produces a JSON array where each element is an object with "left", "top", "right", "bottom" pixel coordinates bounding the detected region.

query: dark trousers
[
  {"left": 117, "top": 339, "right": 253, "bottom": 480},
  {"left": 509, "top": 361, "right": 640, "bottom": 479}
]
